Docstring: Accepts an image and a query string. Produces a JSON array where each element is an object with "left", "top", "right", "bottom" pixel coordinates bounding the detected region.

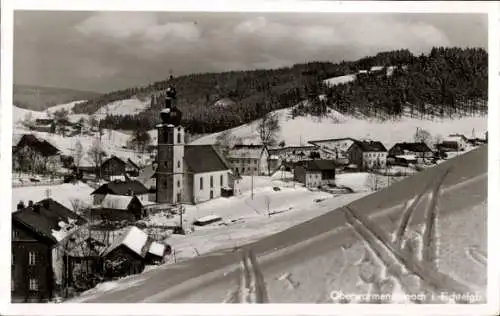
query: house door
[
  {"left": 177, "top": 193, "right": 181, "bottom": 203},
  {"left": 210, "top": 190, "right": 214, "bottom": 199}
]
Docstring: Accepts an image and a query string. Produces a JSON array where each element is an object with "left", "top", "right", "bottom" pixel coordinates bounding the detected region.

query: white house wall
[{"left": 193, "top": 170, "right": 230, "bottom": 204}]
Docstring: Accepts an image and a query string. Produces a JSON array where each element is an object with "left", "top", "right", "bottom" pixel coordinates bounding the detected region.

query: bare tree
[
  {"left": 21, "top": 113, "right": 34, "bottom": 130},
  {"left": 258, "top": 112, "right": 281, "bottom": 175},
  {"left": 73, "top": 140, "right": 83, "bottom": 172},
  {"left": 87, "top": 138, "right": 106, "bottom": 179},
  {"left": 215, "top": 129, "right": 236, "bottom": 156},
  {"left": 69, "top": 198, "right": 85, "bottom": 214},
  {"left": 258, "top": 112, "right": 281, "bottom": 148},
  {"left": 414, "top": 127, "right": 432, "bottom": 148}
]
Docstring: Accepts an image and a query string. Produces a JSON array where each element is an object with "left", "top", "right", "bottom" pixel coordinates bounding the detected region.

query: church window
[{"left": 177, "top": 160, "right": 181, "bottom": 168}]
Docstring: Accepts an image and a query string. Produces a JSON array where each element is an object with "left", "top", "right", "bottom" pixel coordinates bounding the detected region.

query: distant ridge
[{"left": 13, "top": 84, "right": 101, "bottom": 111}]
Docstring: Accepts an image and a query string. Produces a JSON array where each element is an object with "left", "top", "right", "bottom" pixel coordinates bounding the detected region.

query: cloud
[{"left": 75, "top": 12, "right": 158, "bottom": 39}]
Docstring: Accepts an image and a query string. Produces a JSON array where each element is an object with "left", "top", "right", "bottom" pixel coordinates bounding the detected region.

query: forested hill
[{"left": 75, "top": 47, "right": 487, "bottom": 134}]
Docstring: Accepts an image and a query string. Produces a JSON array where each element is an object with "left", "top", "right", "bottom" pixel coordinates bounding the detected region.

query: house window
[
  {"left": 11, "top": 253, "right": 14, "bottom": 265},
  {"left": 12, "top": 230, "right": 19, "bottom": 240},
  {"left": 220, "top": 175, "right": 224, "bottom": 186},
  {"left": 29, "top": 278, "right": 38, "bottom": 291},
  {"left": 200, "top": 177, "right": 204, "bottom": 190},
  {"left": 210, "top": 176, "right": 214, "bottom": 188},
  {"left": 28, "top": 252, "right": 37, "bottom": 265}
]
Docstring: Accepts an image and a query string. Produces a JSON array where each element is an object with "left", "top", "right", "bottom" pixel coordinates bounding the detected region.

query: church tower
[{"left": 156, "top": 82, "right": 184, "bottom": 204}]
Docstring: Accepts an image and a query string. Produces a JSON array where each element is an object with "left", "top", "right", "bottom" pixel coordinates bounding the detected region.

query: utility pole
[{"left": 251, "top": 172, "right": 254, "bottom": 200}]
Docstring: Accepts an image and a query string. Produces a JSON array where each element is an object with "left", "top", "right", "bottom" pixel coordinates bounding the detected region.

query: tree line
[{"left": 82, "top": 47, "right": 487, "bottom": 134}]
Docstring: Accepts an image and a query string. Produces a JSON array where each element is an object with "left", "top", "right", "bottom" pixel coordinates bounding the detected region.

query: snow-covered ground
[
  {"left": 13, "top": 101, "right": 88, "bottom": 126},
  {"left": 12, "top": 181, "right": 95, "bottom": 211},
  {"left": 139, "top": 175, "right": 376, "bottom": 262},
  {"left": 190, "top": 107, "right": 486, "bottom": 150},
  {"left": 93, "top": 98, "right": 150, "bottom": 119}
]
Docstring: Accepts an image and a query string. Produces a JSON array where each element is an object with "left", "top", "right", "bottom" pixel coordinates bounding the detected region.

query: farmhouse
[
  {"left": 226, "top": 144, "right": 270, "bottom": 175},
  {"left": 388, "top": 142, "right": 433, "bottom": 163},
  {"left": 12, "top": 134, "right": 61, "bottom": 173},
  {"left": 444, "top": 134, "right": 468, "bottom": 151},
  {"left": 293, "top": 159, "right": 336, "bottom": 188},
  {"left": 347, "top": 140, "right": 388, "bottom": 170},
  {"left": 308, "top": 137, "right": 357, "bottom": 164},
  {"left": 11, "top": 199, "right": 87, "bottom": 302},
  {"left": 91, "top": 179, "right": 149, "bottom": 205},
  {"left": 91, "top": 194, "right": 146, "bottom": 222}
]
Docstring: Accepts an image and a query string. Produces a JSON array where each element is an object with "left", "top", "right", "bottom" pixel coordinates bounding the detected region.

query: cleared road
[{"left": 74, "top": 145, "right": 487, "bottom": 303}]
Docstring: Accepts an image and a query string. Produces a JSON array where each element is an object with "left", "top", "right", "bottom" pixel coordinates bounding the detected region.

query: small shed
[{"left": 100, "top": 226, "right": 148, "bottom": 279}]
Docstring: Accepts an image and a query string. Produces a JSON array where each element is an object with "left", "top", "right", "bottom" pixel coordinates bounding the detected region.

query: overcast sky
[{"left": 13, "top": 11, "right": 487, "bottom": 93}]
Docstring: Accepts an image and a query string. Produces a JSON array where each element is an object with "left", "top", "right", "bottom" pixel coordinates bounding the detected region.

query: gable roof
[
  {"left": 298, "top": 159, "right": 336, "bottom": 171},
  {"left": 15, "top": 134, "right": 60, "bottom": 156},
  {"left": 227, "top": 146, "right": 266, "bottom": 159},
  {"left": 91, "top": 179, "right": 148, "bottom": 196},
  {"left": 350, "top": 140, "right": 387, "bottom": 152},
  {"left": 102, "top": 155, "right": 126, "bottom": 166},
  {"left": 126, "top": 158, "right": 140, "bottom": 169},
  {"left": 101, "top": 226, "right": 149, "bottom": 258},
  {"left": 308, "top": 137, "right": 356, "bottom": 145},
  {"left": 390, "top": 142, "right": 432, "bottom": 153},
  {"left": 184, "top": 145, "right": 231, "bottom": 174},
  {"left": 100, "top": 194, "right": 141, "bottom": 210},
  {"left": 12, "top": 198, "right": 87, "bottom": 244}
]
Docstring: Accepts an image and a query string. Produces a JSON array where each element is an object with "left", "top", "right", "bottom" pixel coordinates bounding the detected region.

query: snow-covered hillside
[
  {"left": 190, "top": 107, "right": 487, "bottom": 150},
  {"left": 13, "top": 127, "right": 152, "bottom": 166},
  {"left": 13, "top": 101, "right": 88, "bottom": 126},
  {"left": 94, "top": 98, "right": 150, "bottom": 119}
]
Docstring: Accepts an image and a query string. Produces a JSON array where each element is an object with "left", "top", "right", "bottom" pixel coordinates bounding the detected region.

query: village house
[
  {"left": 12, "top": 134, "right": 61, "bottom": 173},
  {"left": 444, "top": 134, "right": 468, "bottom": 151},
  {"left": 293, "top": 160, "right": 336, "bottom": 188},
  {"left": 91, "top": 194, "right": 146, "bottom": 222},
  {"left": 226, "top": 144, "right": 270, "bottom": 175},
  {"left": 268, "top": 145, "right": 323, "bottom": 164},
  {"left": 347, "top": 140, "right": 388, "bottom": 170},
  {"left": 100, "top": 226, "right": 168, "bottom": 279},
  {"left": 388, "top": 142, "right": 433, "bottom": 164},
  {"left": 11, "top": 198, "right": 87, "bottom": 302},
  {"left": 226, "top": 171, "right": 243, "bottom": 197},
  {"left": 308, "top": 138, "right": 357, "bottom": 165},
  {"left": 91, "top": 179, "right": 149, "bottom": 205}
]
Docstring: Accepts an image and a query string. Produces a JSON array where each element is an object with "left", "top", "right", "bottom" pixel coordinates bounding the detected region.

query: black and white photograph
[{"left": 1, "top": 0, "right": 498, "bottom": 314}]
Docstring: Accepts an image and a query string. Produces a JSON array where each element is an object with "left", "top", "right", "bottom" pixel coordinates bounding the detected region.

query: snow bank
[{"left": 94, "top": 98, "right": 149, "bottom": 118}]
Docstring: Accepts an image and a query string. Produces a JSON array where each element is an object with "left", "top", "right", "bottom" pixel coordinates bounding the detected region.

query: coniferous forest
[{"left": 73, "top": 47, "right": 487, "bottom": 134}]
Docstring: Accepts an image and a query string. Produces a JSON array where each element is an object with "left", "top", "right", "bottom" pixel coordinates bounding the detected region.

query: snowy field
[
  {"left": 190, "top": 107, "right": 486, "bottom": 149},
  {"left": 12, "top": 181, "right": 95, "bottom": 211}
]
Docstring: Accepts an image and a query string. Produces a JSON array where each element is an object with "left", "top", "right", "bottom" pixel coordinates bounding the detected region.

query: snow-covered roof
[
  {"left": 148, "top": 242, "right": 166, "bottom": 257},
  {"left": 101, "top": 226, "right": 148, "bottom": 258},
  {"left": 195, "top": 215, "right": 222, "bottom": 223},
  {"left": 100, "top": 194, "right": 137, "bottom": 210},
  {"left": 395, "top": 155, "right": 417, "bottom": 161}
]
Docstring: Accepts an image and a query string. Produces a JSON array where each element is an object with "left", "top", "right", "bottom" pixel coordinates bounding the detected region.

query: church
[{"left": 152, "top": 84, "right": 235, "bottom": 205}]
